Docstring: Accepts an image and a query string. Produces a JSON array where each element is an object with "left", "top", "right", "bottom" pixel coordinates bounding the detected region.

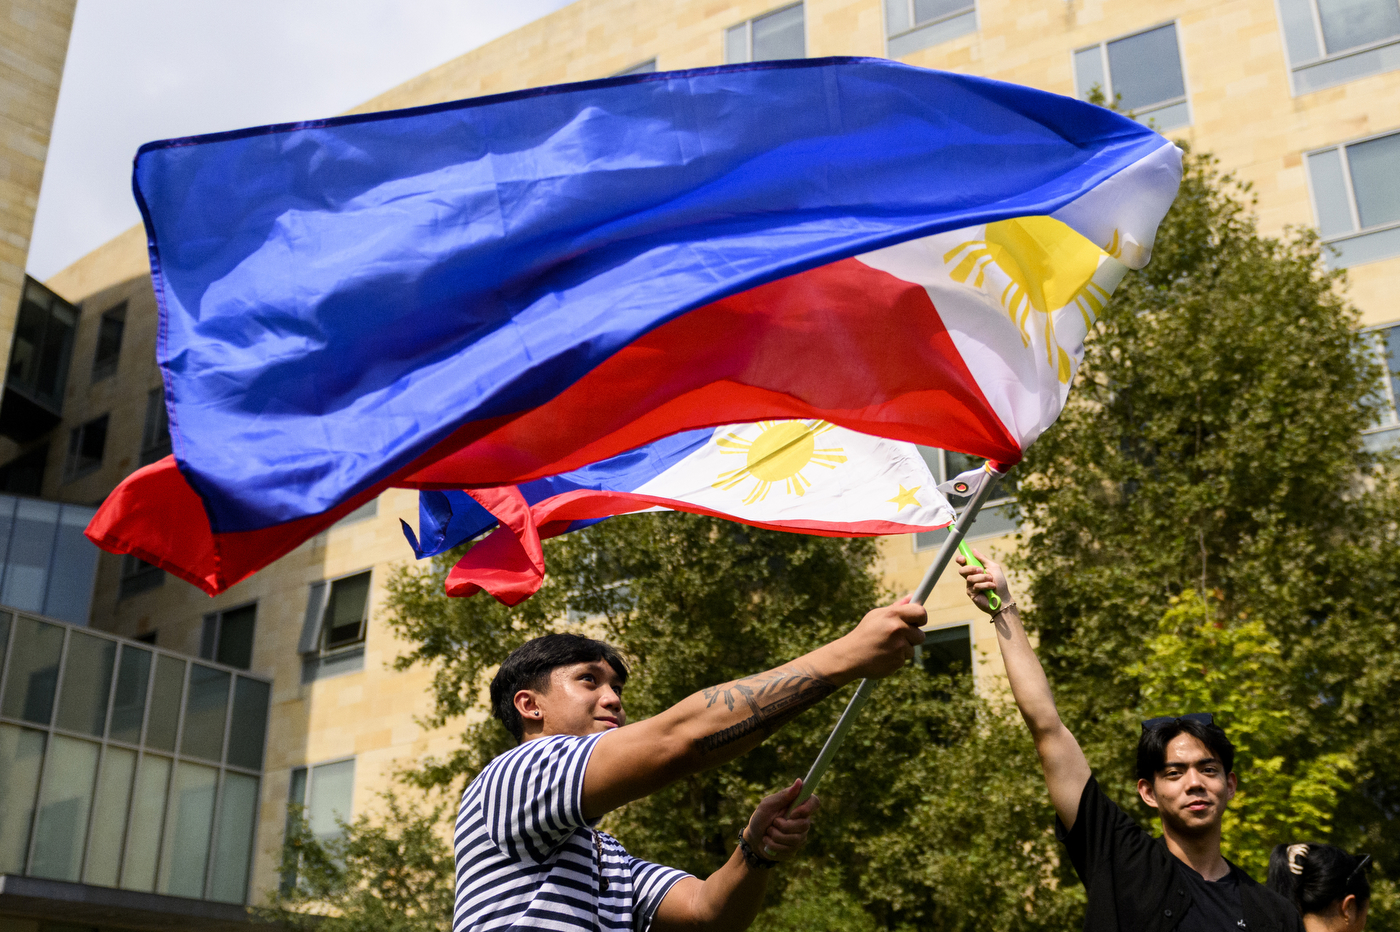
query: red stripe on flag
[{"left": 88, "top": 257, "right": 1012, "bottom": 595}]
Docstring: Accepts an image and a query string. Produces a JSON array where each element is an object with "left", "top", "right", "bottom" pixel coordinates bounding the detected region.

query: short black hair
[
  {"left": 1267, "top": 843, "right": 1370, "bottom": 915},
  {"left": 489, "top": 633, "right": 628, "bottom": 742},
  {"left": 1135, "top": 716, "right": 1236, "bottom": 782}
]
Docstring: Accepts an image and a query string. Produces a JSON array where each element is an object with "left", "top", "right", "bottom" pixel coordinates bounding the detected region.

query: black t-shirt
[
  {"left": 1177, "top": 864, "right": 1245, "bottom": 932},
  {"left": 1055, "top": 775, "right": 1303, "bottom": 932}
]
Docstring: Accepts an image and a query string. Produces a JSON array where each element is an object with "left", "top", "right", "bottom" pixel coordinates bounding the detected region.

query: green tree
[{"left": 1014, "top": 149, "right": 1400, "bottom": 892}]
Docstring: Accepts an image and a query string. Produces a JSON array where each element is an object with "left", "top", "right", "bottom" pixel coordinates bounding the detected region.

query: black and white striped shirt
[{"left": 453, "top": 732, "right": 690, "bottom": 932}]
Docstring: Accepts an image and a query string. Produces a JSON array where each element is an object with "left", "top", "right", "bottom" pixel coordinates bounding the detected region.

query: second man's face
[
  {"left": 1136, "top": 733, "right": 1237, "bottom": 836},
  {"left": 537, "top": 660, "right": 628, "bottom": 737}
]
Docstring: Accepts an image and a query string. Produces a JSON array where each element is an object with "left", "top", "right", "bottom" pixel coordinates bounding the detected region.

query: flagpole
[{"left": 791, "top": 463, "right": 1007, "bottom": 808}]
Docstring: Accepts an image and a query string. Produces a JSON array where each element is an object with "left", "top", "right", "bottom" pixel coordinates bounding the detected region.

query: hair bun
[{"left": 1287, "top": 844, "right": 1309, "bottom": 875}]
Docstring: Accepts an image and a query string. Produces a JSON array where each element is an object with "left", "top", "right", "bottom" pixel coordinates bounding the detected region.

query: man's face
[
  {"left": 517, "top": 660, "right": 626, "bottom": 739},
  {"left": 1136, "top": 733, "right": 1237, "bottom": 836}
]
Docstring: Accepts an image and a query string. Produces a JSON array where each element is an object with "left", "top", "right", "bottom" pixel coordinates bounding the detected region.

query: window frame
[
  {"left": 724, "top": 2, "right": 806, "bottom": 64},
  {"left": 90, "top": 301, "right": 127, "bottom": 383},
  {"left": 63, "top": 413, "right": 110, "bottom": 483},
  {"left": 913, "top": 448, "right": 1018, "bottom": 552},
  {"left": 913, "top": 620, "right": 976, "bottom": 686},
  {"left": 119, "top": 553, "right": 165, "bottom": 600},
  {"left": 883, "top": 0, "right": 977, "bottom": 58},
  {"left": 1274, "top": 0, "right": 1400, "bottom": 94},
  {"left": 200, "top": 602, "right": 257, "bottom": 671},
  {"left": 1363, "top": 321, "right": 1400, "bottom": 450},
  {"left": 140, "top": 387, "right": 172, "bottom": 466},
  {"left": 1304, "top": 129, "right": 1400, "bottom": 267},
  {"left": 1072, "top": 20, "right": 1192, "bottom": 132}
]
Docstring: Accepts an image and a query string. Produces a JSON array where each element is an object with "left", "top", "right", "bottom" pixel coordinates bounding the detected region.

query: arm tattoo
[{"left": 695, "top": 665, "right": 835, "bottom": 755}]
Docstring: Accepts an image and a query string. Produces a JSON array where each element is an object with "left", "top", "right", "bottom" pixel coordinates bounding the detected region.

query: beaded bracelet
[{"left": 737, "top": 832, "right": 778, "bottom": 869}]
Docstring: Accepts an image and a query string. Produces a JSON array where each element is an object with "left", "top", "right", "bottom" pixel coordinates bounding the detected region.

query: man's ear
[
  {"left": 1224, "top": 771, "right": 1237, "bottom": 803},
  {"left": 1137, "top": 777, "right": 1160, "bottom": 810},
  {"left": 514, "top": 689, "right": 544, "bottom": 724}
]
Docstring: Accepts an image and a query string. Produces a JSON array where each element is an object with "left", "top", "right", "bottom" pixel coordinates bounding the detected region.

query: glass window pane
[
  {"left": 217, "top": 605, "right": 256, "bottom": 670},
  {"left": 159, "top": 762, "right": 219, "bottom": 898},
  {"left": 145, "top": 655, "right": 184, "bottom": 752},
  {"left": 752, "top": 4, "right": 804, "bottom": 61},
  {"left": 1074, "top": 46, "right": 1107, "bottom": 101},
  {"left": 1316, "top": 0, "right": 1400, "bottom": 54},
  {"left": 209, "top": 773, "right": 259, "bottom": 903},
  {"left": 0, "top": 724, "right": 46, "bottom": 873},
  {"left": 1, "top": 616, "right": 65, "bottom": 725},
  {"left": 44, "top": 503, "right": 100, "bottom": 625},
  {"left": 0, "top": 499, "right": 13, "bottom": 588},
  {"left": 1277, "top": 0, "right": 1323, "bottom": 63},
  {"left": 227, "top": 677, "right": 270, "bottom": 771},
  {"left": 1347, "top": 133, "right": 1400, "bottom": 230},
  {"left": 181, "top": 665, "right": 231, "bottom": 762},
  {"left": 1308, "top": 148, "right": 1357, "bottom": 238},
  {"left": 30, "top": 735, "right": 100, "bottom": 882},
  {"left": 55, "top": 631, "right": 116, "bottom": 736},
  {"left": 1106, "top": 24, "right": 1186, "bottom": 112},
  {"left": 724, "top": 23, "right": 748, "bottom": 63},
  {"left": 308, "top": 759, "right": 355, "bottom": 840},
  {"left": 920, "top": 624, "right": 973, "bottom": 677},
  {"left": 121, "top": 753, "right": 171, "bottom": 891},
  {"left": 2, "top": 500, "right": 59, "bottom": 612},
  {"left": 324, "top": 572, "right": 370, "bottom": 649},
  {"left": 109, "top": 645, "right": 152, "bottom": 744},
  {"left": 884, "top": 0, "right": 910, "bottom": 35},
  {"left": 913, "top": 0, "right": 969, "bottom": 26},
  {"left": 84, "top": 745, "right": 136, "bottom": 887}
]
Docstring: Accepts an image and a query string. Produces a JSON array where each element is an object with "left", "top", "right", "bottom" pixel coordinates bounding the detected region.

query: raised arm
[
  {"left": 582, "top": 599, "right": 926, "bottom": 819},
  {"left": 957, "top": 550, "right": 1091, "bottom": 829}
]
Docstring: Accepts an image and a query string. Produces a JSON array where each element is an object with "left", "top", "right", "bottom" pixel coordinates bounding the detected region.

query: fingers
[{"left": 749, "top": 788, "right": 819, "bottom": 861}]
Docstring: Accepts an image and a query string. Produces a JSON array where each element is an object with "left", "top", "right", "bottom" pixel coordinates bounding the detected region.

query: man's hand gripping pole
[{"left": 790, "top": 461, "right": 1008, "bottom": 810}]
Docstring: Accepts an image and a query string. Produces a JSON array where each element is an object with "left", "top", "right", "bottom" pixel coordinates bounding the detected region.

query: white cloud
[{"left": 28, "top": 0, "right": 576, "bottom": 281}]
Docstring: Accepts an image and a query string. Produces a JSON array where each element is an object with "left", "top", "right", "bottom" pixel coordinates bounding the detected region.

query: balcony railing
[{"left": 0, "top": 608, "right": 271, "bottom": 906}]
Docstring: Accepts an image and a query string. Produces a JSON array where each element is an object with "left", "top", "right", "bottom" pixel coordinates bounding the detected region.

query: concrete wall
[{"left": 0, "top": 0, "right": 75, "bottom": 359}]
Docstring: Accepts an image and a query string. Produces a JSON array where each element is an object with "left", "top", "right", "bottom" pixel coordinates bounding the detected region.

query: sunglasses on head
[
  {"left": 1348, "top": 854, "right": 1373, "bottom": 885},
  {"left": 1141, "top": 712, "right": 1215, "bottom": 732}
]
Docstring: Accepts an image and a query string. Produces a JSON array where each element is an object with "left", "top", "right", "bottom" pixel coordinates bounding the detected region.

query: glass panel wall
[
  {"left": 0, "top": 493, "right": 100, "bottom": 625},
  {"left": 0, "top": 610, "right": 270, "bottom": 904}
]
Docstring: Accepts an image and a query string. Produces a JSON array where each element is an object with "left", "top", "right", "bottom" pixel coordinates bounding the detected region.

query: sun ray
[{"left": 711, "top": 420, "right": 847, "bottom": 503}]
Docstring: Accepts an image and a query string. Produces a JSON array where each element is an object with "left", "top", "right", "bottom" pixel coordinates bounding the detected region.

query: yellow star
[{"left": 887, "top": 484, "right": 921, "bottom": 510}]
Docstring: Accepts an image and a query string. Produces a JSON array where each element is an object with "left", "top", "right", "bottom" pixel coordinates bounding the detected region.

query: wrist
[
  {"left": 806, "top": 642, "right": 858, "bottom": 688},
  {"left": 737, "top": 830, "right": 778, "bottom": 870}
]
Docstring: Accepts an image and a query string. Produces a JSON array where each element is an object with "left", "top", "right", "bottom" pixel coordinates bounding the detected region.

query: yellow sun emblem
[
  {"left": 943, "top": 216, "right": 1117, "bottom": 384},
  {"left": 713, "top": 420, "right": 848, "bottom": 504}
]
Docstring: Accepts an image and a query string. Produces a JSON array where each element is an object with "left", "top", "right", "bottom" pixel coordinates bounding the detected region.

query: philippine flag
[
  {"left": 85, "top": 57, "right": 1181, "bottom": 596},
  {"left": 406, "top": 421, "right": 956, "bottom": 604}
]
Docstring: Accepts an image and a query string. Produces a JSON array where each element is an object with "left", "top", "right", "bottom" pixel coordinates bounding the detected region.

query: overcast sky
[{"left": 27, "top": 0, "right": 576, "bottom": 281}]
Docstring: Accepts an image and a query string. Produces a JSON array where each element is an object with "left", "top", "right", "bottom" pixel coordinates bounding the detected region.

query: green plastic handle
[{"left": 957, "top": 540, "right": 1001, "bottom": 611}]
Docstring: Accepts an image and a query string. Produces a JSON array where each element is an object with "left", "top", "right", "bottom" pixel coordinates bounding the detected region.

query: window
[
  {"left": 1365, "top": 324, "right": 1400, "bottom": 450},
  {"left": 725, "top": 3, "right": 804, "bottom": 63},
  {"left": 885, "top": 0, "right": 976, "bottom": 58},
  {"left": 6, "top": 277, "right": 76, "bottom": 414},
  {"left": 63, "top": 414, "right": 108, "bottom": 481},
  {"left": 1276, "top": 0, "right": 1400, "bottom": 93},
  {"left": 282, "top": 758, "right": 355, "bottom": 891},
  {"left": 1307, "top": 131, "right": 1400, "bottom": 268},
  {"left": 297, "top": 571, "right": 371, "bottom": 682},
  {"left": 141, "top": 388, "right": 172, "bottom": 466},
  {"left": 1074, "top": 23, "right": 1190, "bottom": 132},
  {"left": 200, "top": 603, "right": 256, "bottom": 670},
  {"left": 913, "top": 448, "right": 1018, "bottom": 552},
  {"left": 91, "top": 302, "right": 126, "bottom": 382},
  {"left": 119, "top": 553, "right": 164, "bottom": 599},
  {"left": 614, "top": 58, "right": 657, "bottom": 75},
  {"left": 916, "top": 623, "right": 973, "bottom": 678}
]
